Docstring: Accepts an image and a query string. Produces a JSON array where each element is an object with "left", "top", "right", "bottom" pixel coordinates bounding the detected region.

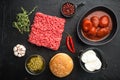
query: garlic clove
[
  {"left": 16, "top": 44, "right": 21, "bottom": 48},
  {"left": 21, "top": 53, "right": 25, "bottom": 56},
  {"left": 13, "top": 46, "right": 17, "bottom": 52},
  {"left": 14, "top": 52, "right": 18, "bottom": 56},
  {"left": 18, "top": 53, "right": 22, "bottom": 57}
]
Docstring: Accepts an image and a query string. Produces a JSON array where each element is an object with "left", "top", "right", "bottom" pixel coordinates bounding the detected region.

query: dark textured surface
[{"left": 1, "top": 0, "right": 120, "bottom": 80}]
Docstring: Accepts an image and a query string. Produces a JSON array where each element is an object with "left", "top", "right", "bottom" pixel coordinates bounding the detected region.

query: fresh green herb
[{"left": 13, "top": 6, "right": 37, "bottom": 34}]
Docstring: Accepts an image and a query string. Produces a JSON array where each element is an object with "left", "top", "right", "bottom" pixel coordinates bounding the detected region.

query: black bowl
[
  {"left": 25, "top": 54, "right": 46, "bottom": 75},
  {"left": 77, "top": 6, "right": 117, "bottom": 45},
  {"left": 78, "top": 47, "right": 107, "bottom": 73},
  {"left": 61, "top": 2, "right": 76, "bottom": 18}
]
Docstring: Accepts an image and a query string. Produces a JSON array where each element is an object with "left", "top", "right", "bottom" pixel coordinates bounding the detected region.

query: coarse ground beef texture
[{"left": 28, "top": 12, "right": 66, "bottom": 50}]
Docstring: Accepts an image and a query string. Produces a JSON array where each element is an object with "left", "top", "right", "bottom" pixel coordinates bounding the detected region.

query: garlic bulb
[{"left": 13, "top": 44, "right": 26, "bottom": 57}]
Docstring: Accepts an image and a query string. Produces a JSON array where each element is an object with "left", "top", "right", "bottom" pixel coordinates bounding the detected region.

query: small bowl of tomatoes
[{"left": 77, "top": 6, "right": 117, "bottom": 45}]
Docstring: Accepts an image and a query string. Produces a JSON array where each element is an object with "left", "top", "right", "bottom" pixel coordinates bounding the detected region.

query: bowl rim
[
  {"left": 77, "top": 6, "right": 118, "bottom": 46},
  {"left": 78, "top": 47, "right": 107, "bottom": 73},
  {"left": 25, "top": 54, "right": 46, "bottom": 75}
]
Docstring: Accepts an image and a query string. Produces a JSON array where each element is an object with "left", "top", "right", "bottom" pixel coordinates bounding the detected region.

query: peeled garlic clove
[
  {"left": 18, "top": 50, "right": 24, "bottom": 54},
  {"left": 22, "top": 47, "right": 26, "bottom": 51},
  {"left": 81, "top": 55, "right": 88, "bottom": 63}
]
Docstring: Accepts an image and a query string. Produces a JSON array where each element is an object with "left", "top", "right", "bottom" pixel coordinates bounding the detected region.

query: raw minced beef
[{"left": 28, "top": 12, "right": 66, "bottom": 50}]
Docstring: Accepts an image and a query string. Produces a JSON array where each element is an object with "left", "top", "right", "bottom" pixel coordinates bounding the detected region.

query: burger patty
[{"left": 28, "top": 12, "right": 66, "bottom": 50}]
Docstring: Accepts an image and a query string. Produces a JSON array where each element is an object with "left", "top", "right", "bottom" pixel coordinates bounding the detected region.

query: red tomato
[
  {"left": 96, "top": 27, "right": 109, "bottom": 37},
  {"left": 82, "top": 19, "right": 92, "bottom": 32},
  {"left": 91, "top": 16, "right": 99, "bottom": 27},
  {"left": 99, "top": 15, "right": 109, "bottom": 28},
  {"left": 88, "top": 27, "right": 97, "bottom": 36}
]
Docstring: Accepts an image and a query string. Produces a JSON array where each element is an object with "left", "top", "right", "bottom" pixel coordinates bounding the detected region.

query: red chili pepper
[{"left": 66, "top": 35, "right": 75, "bottom": 53}]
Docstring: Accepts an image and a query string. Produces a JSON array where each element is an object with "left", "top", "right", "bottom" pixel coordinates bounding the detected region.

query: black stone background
[{"left": 0, "top": 0, "right": 120, "bottom": 80}]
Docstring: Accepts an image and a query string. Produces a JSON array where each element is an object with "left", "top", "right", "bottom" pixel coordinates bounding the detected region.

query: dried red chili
[
  {"left": 66, "top": 35, "right": 75, "bottom": 53},
  {"left": 62, "top": 2, "right": 75, "bottom": 16}
]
